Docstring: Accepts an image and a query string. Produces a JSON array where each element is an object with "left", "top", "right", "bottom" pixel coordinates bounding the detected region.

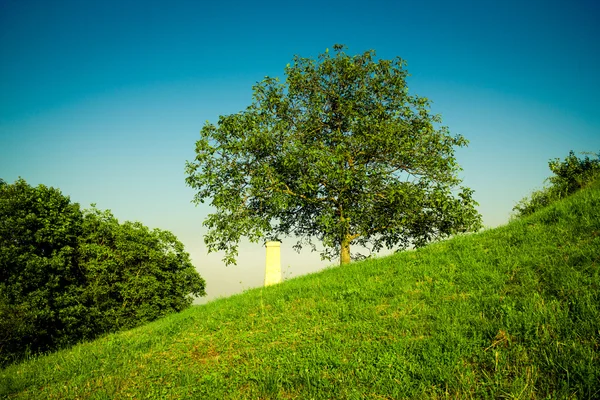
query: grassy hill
[{"left": 2, "top": 182, "right": 599, "bottom": 399}]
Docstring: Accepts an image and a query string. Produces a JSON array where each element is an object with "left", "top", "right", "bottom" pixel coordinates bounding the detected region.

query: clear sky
[{"left": 1, "top": 0, "right": 599, "bottom": 302}]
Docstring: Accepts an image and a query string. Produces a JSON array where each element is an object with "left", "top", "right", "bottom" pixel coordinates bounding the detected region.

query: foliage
[
  {"left": 0, "top": 179, "right": 87, "bottom": 364},
  {"left": 79, "top": 207, "right": 206, "bottom": 333},
  {"left": 547, "top": 150, "right": 600, "bottom": 195},
  {"left": 0, "top": 179, "right": 205, "bottom": 366},
  {"left": 513, "top": 150, "right": 600, "bottom": 217},
  {"left": 512, "top": 187, "right": 553, "bottom": 218},
  {"left": 186, "top": 45, "right": 481, "bottom": 265},
  {"left": 2, "top": 180, "right": 599, "bottom": 399}
]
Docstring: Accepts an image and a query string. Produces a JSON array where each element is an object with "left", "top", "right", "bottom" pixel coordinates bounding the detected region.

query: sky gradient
[{"left": 1, "top": 0, "right": 599, "bottom": 302}]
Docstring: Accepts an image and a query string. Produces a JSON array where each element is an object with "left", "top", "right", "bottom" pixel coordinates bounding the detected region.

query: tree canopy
[
  {"left": 186, "top": 45, "right": 482, "bottom": 265},
  {"left": 0, "top": 178, "right": 205, "bottom": 366}
]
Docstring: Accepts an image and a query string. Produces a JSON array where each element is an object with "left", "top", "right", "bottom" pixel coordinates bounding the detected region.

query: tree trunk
[{"left": 340, "top": 235, "right": 351, "bottom": 265}]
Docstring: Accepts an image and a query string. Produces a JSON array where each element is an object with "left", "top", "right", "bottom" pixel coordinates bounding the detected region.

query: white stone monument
[{"left": 264, "top": 241, "right": 281, "bottom": 286}]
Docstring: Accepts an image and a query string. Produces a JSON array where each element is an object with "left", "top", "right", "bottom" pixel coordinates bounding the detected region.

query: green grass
[{"left": 2, "top": 182, "right": 600, "bottom": 399}]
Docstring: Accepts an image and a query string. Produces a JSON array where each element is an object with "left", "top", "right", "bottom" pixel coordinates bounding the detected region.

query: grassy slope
[{"left": 1, "top": 183, "right": 599, "bottom": 399}]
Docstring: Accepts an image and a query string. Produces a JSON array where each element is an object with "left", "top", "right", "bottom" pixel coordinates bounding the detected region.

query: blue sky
[{"left": 1, "top": 0, "right": 599, "bottom": 302}]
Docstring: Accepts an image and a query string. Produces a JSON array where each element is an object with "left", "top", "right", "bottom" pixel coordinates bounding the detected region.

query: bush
[
  {"left": 0, "top": 179, "right": 206, "bottom": 366},
  {"left": 79, "top": 207, "right": 207, "bottom": 333},
  {"left": 548, "top": 150, "right": 600, "bottom": 195},
  {"left": 513, "top": 151, "right": 600, "bottom": 217},
  {"left": 0, "top": 179, "right": 87, "bottom": 363}
]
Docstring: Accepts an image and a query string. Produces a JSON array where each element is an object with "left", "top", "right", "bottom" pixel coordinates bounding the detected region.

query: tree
[
  {"left": 0, "top": 179, "right": 206, "bottom": 366},
  {"left": 0, "top": 179, "right": 87, "bottom": 363},
  {"left": 79, "top": 207, "right": 206, "bottom": 332},
  {"left": 185, "top": 45, "right": 482, "bottom": 266}
]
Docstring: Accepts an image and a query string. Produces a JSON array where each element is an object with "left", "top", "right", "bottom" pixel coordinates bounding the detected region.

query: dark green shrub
[
  {"left": 0, "top": 179, "right": 87, "bottom": 364},
  {"left": 79, "top": 207, "right": 206, "bottom": 333},
  {"left": 0, "top": 179, "right": 206, "bottom": 366}
]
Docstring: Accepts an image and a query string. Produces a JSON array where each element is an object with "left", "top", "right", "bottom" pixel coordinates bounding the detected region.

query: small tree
[{"left": 186, "top": 45, "right": 481, "bottom": 265}]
